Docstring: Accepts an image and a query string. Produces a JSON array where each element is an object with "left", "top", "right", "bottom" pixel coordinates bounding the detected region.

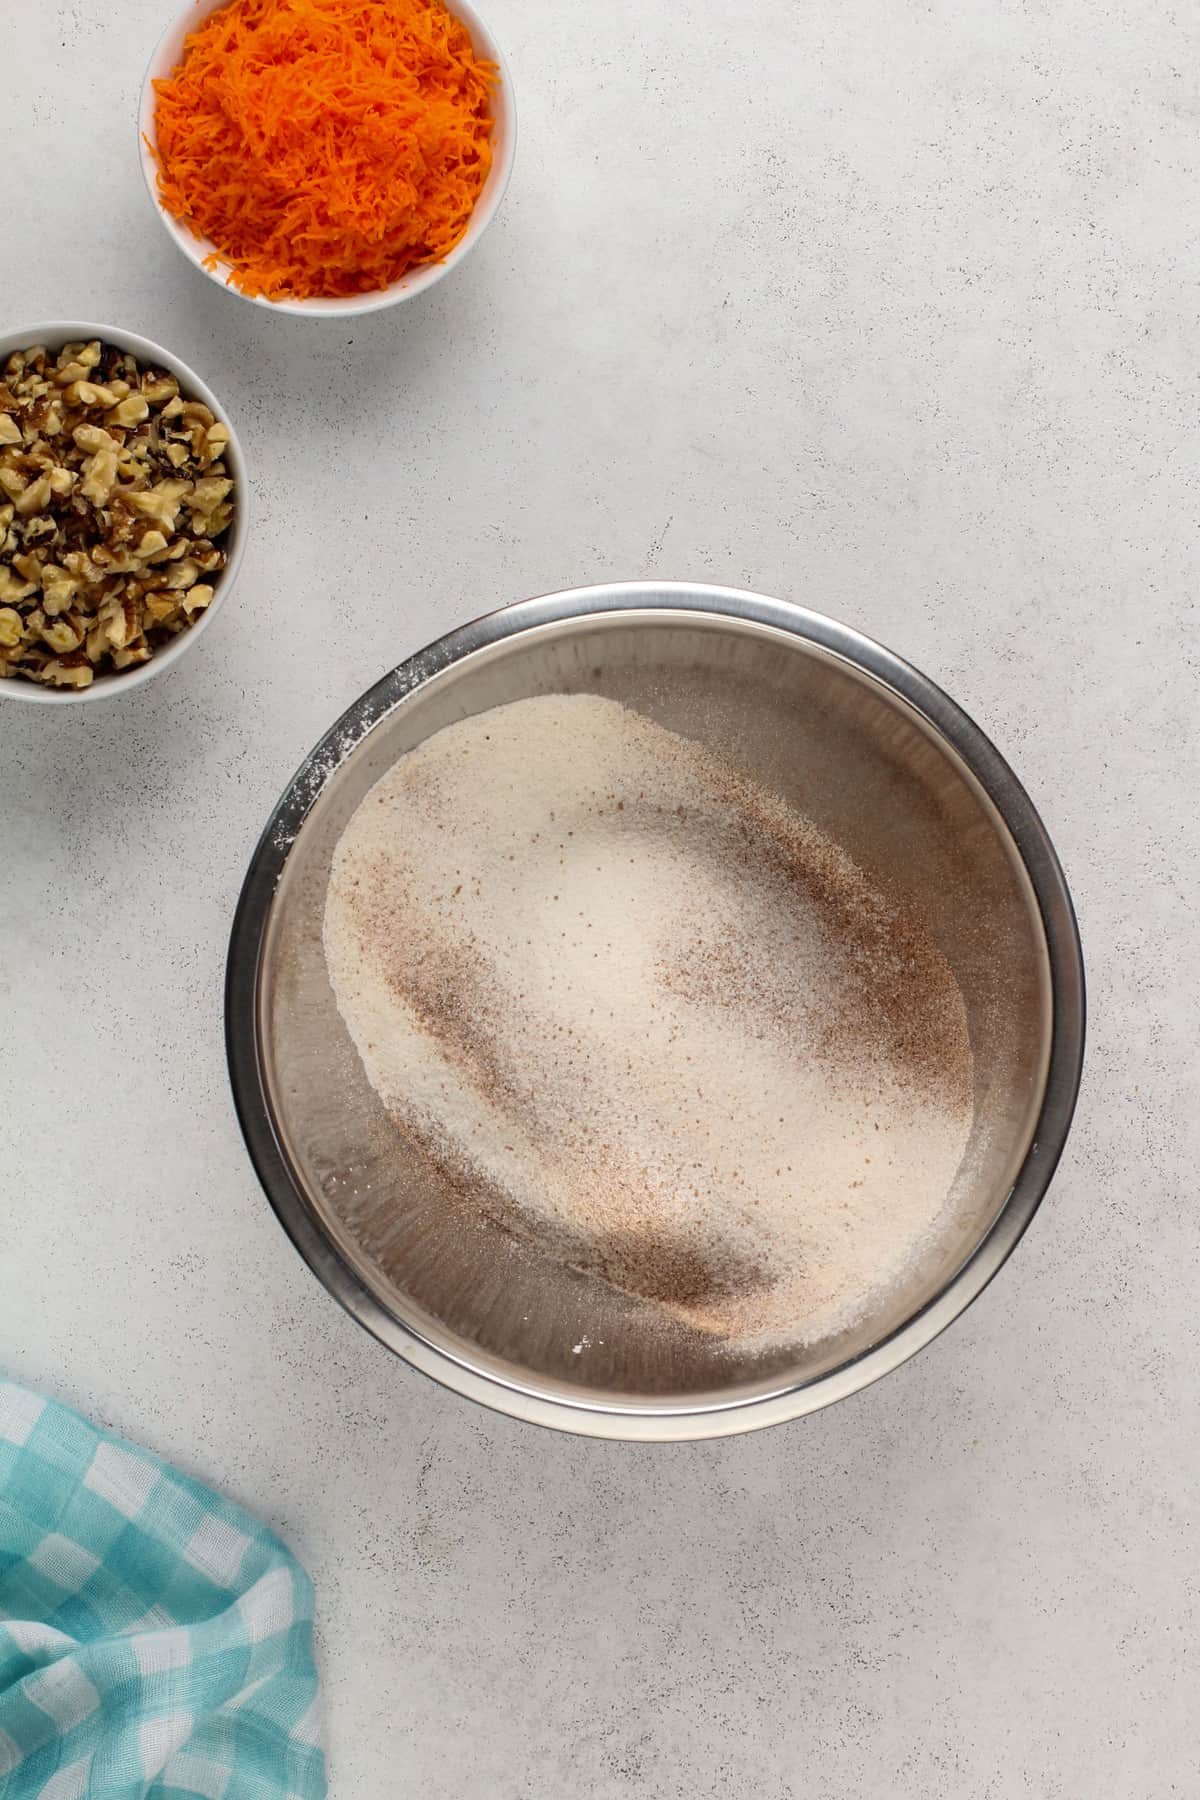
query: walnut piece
[{"left": 0, "top": 339, "right": 235, "bottom": 689}]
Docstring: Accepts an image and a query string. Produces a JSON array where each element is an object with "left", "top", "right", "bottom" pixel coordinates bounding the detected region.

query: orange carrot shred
[{"left": 151, "top": 0, "right": 497, "bottom": 301}]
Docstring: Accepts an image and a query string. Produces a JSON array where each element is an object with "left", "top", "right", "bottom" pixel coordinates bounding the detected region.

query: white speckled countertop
[{"left": 3, "top": 1, "right": 1198, "bottom": 1794}]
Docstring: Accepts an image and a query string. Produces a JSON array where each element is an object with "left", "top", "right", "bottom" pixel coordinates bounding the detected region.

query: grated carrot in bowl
[{"left": 151, "top": 0, "right": 498, "bottom": 302}]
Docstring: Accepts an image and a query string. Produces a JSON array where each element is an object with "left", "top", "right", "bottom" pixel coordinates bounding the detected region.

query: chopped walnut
[{"left": 0, "top": 339, "right": 235, "bottom": 689}]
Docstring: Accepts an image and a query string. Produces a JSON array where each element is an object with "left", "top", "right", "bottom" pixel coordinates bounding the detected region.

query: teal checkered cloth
[{"left": 0, "top": 1381, "right": 326, "bottom": 1800}]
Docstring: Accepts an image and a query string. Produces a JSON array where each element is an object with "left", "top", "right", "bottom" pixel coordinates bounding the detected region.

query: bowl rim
[
  {"left": 0, "top": 319, "right": 247, "bottom": 705},
  {"left": 137, "top": 0, "right": 517, "bottom": 319},
  {"left": 225, "top": 582, "right": 1087, "bottom": 1440}
]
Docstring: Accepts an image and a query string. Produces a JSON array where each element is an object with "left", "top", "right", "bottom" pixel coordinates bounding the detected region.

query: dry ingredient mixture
[
  {"left": 0, "top": 341, "right": 234, "bottom": 689},
  {"left": 323, "top": 695, "right": 975, "bottom": 1347},
  {"left": 151, "top": 0, "right": 497, "bottom": 302}
]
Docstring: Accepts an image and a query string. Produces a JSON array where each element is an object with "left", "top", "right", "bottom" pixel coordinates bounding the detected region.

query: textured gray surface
[{"left": 2, "top": 0, "right": 1198, "bottom": 1794}]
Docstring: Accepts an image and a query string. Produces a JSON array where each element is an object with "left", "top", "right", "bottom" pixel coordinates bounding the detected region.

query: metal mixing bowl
[{"left": 226, "top": 583, "right": 1084, "bottom": 1439}]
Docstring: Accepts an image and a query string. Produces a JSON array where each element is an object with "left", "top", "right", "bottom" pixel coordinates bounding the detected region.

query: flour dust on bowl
[{"left": 226, "top": 584, "right": 1084, "bottom": 1440}]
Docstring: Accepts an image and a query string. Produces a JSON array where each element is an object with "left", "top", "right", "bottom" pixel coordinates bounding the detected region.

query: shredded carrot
[{"left": 152, "top": 0, "right": 497, "bottom": 301}]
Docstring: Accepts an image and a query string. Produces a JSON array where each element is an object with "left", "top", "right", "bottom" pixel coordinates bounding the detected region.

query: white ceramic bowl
[
  {"left": 0, "top": 321, "right": 247, "bottom": 706},
  {"left": 138, "top": 0, "right": 516, "bottom": 318}
]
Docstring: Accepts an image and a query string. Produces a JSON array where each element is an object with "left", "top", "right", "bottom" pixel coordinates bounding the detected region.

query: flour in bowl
[{"left": 322, "top": 694, "right": 974, "bottom": 1346}]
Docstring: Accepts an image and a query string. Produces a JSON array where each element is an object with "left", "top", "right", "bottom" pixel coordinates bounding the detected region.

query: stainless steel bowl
[{"left": 226, "top": 583, "right": 1084, "bottom": 1440}]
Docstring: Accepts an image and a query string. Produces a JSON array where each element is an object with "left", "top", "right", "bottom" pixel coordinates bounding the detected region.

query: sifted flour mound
[{"left": 322, "top": 694, "right": 974, "bottom": 1346}]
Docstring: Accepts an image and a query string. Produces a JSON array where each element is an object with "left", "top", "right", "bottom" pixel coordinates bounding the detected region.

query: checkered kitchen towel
[{"left": 0, "top": 1381, "right": 326, "bottom": 1800}]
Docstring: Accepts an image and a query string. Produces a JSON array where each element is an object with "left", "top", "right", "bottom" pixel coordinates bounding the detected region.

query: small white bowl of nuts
[{"left": 0, "top": 322, "right": 245, "bottom": 702}]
